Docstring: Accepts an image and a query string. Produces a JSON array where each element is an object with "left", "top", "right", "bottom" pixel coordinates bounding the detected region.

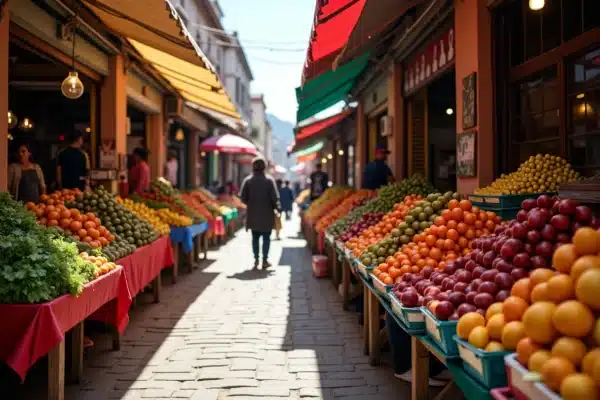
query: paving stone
[
  {"left": 202, "top": 379, "right": 259, "bottom": 389},
  {"left": 152, "top": 372, "right": 198, "bottom": 381},
  {"left": 333, "top": 385, "right": 378, "bottom": 397},
  {"left": 141, "top": 388, "right": 175, "bottom": 398},
  {"left": 227, "top": 387, "right": 291, "bottom": 397},
  {"left": 230, "top": 359, "right": 259, "bottom": 370}
]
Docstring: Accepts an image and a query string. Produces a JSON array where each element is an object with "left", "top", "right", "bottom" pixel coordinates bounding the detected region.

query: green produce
[{"left": 0, "top": 193, "right": 98, "bottom": 303}]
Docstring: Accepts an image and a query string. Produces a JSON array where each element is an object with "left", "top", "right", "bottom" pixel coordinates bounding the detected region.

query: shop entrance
[
  {"left": 126, "top": 105, "right": 147, "bottom": 170},
  {"left": 427, "top": 71, "right": 457, "bottom": 192}
]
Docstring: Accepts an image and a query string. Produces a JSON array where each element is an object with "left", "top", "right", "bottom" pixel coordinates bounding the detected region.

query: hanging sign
[
  {"left": 403, "top": 27, "right": 455, "bottom": 96},
  {"left": 456, "top": 130, "right": 477, "bottom": 177}
]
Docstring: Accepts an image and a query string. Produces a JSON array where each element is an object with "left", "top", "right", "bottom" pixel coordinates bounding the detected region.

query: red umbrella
[{"left": 200, "top": 134, "right": 258, "bottom": 155}]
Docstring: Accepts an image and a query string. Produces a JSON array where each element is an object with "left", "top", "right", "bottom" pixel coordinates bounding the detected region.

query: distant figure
[
  {"left": 309, "top": 163, "right": 329, "bottom": 201},
  {"left": 279, "top": 180, "right": 295, "bottom": 220},
  {"left": 240, "top": 157, "right": 280, "bottom": 269},
  {"left": 209, "top": 180, "right": 220, "bottom": 195},
  {"left": 293, "top": 181, "right": 301, "bottom": 198},
  {"left": 165, "top": 150, "right": 178, "bottom": 187},
  {"left": 129, "top": 147, "right": 151, "bottom": 195},
  {"left": 226, "top": 180, "right": 238, "bottom": 196},
  {"left": 57, "top": 131, "right": 89, "bottom": 190},
  {"left": 362, "top": 146, "right": 394, "bottom": 190},
  {"left": 8, "top": 143, "right": 46, "bottom": 204}
]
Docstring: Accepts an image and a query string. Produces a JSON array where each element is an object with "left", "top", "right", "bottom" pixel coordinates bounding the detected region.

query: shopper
[
  {"left": 165, "top": 150, "right": 178, "bottom": 187},
  {"left": 129, "top": 147, "right": 151, "bottom": 195},
  {"left": 8, "top": 144, "right": 46, "bottom": 204},
  {"left": 363, "top": 146, "right": 395, "bottom": 190},
  {"left": 240, "top": 157, "right": 280, "bottom": 269},
  {"left": 56, "top": 132, "right": 90, "bottom": 190},
  {"left": 279, "top": 180, "right": 295, "bottom": 220},
  {"left": 309, "top": 163, "right": 329, "bottom": 200}
]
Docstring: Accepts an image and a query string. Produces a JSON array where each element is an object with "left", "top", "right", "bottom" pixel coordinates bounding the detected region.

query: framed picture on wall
[
  {"left": 456, "top": 130, "right": 476, "bottom": 177},
  {"left": 462, "top": 72, "right": 477, "bottom": 130}
]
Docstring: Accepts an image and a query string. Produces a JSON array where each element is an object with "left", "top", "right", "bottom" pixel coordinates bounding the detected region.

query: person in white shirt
[{"left": 165, "top": 151, "right": 178, "bottom": 187}]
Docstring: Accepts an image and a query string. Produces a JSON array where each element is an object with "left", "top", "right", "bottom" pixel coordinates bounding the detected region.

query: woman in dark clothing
[
  {"left": 8, "top": 144, "right": 46, "bottom": 204},
  {"left": 279, "top": 180, "right": 295, "bottom": 220},
  {"left": 240, "top": 157, "right": 280, "bottom": 269}
]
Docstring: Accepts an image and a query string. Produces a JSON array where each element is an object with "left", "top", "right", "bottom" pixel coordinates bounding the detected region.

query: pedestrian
[
  {"left": 165, "top": 150, "right": 178, "bottom": 187},
  {"left": 240, "top": 157, "right": 280, "bottom": 269},
  {"left": 274, "top": 179, "right": 284, "bottom": 240},
  {"left": 129, "top": 147, "right": 151, "bottom": 195},
  {"left": 309, "top": 163, "right": 329, "bottom": 201},
  {"left": 56, "top": 131, "right": 90, "bottom": 190},
  {"left": 8, "top": 143, "right": 46, "bottom": 204},
  {"left": 209, "top": 180, "right": 220, "bottom": 195},
  {"left": 279, "top": 180, "right": 295, "bottom": 220},
  {"left": 362, "top": 146, "right": 395, "bottom": 190}
]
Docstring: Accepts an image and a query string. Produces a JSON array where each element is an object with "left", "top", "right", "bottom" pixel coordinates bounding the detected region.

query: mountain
[{"left": 267, "top": 113, "right": 295, "bottom": 169}]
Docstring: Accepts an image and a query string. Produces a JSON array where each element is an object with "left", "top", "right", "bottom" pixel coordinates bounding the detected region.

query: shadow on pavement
[{"left": 227, "top": 268, "right": 274, "bottom": 281}]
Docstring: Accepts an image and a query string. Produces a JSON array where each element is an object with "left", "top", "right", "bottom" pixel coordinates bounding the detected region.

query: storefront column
[
  {"left": 187, "top": 130, "right": 199, "bottom": 188},
  {"left": 388, "top": 63, "right": 406, "bottom": 180},
  {"left": 146, "top": 112, "right": 165, "bottom": 180},
  {"left": 100, "top": 55, "right": 127, "bottom": 191},
  {"left": 335, "top": 140, "right": 344, "bottom": 185},
  {"left": 454, "top": 0, "right": 494, "bottom": 195},
  {"left": 0, "top": 6, "right": 8, "bottom": 191},
  {"left": 355, "top": 102, "right": 367, "bottom": 188}
]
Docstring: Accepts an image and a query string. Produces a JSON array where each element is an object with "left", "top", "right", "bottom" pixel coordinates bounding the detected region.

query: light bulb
[
  {"left": 576, "top": 93, "right": 585, "bottom": 99},
  {"left": 201, "top": 152, "right": 206, "bottom": 157},
  {"left": 446, "top": 108, "right": 454, "bottom": 115},
  {"left": 61, "top": 71, "right": 84, "bottom": 99},
  {"left": 7, "top": 111, "right": 17, "bottom": 129},
  {"left": 321, "top": 158, "right": 327, "bottom": 164},
  {"left": 20, "top": 117, "right": 34, "bottom": 131},
  {"left": 338, "top": 149, "right": 344, "bottom": 156},
  {"left": 175, "top": 129, "right": 185, "bottom": 141},
  {"left": 529, "top": 0, "right": 545, "bottom": 10},
  {"left": 327, "top": 153, "right": 333, "bottom": 159}
]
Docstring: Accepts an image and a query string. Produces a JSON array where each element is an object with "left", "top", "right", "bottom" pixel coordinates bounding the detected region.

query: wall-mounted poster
[
  {"left": 462, "top": 72, "right": 477, "bottom": 130},
  {"left": 457, "top": 130, "right": 476, "bottom": 177}
]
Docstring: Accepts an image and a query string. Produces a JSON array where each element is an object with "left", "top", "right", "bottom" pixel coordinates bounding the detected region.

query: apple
[
  {"left": 524, "top": 243, "right": 535, "bottom": 254},
  {"left": 476, "top": 251, "right": 485, "bottom": 265},
  {"left": 558, "top": 199, "right": 579, "bottom": 216},
  {"left": 443, "top": 263, "right": 456, "bottom": 275},
  {"left": 495, "top": 226, "right": 506, "bottom": 235},
  {"left": 448, "top": 292, "right": 466, "bottom": 308},
  {"left": 492, "top": 258, "right": 504, "bottom": 270},
  {"left": 483, "top": 251, "right": 497, "bottom": 268},
  {"left": 472, "top": 267, "right": 486, "bottom": 279},
  {"left": 434, "top": 301, "right": 455, "bottom": 321},
  {"left": 496, "top": 290, "right": 510, "bottom": 302},
  {"left": 415, "top": 280, "right": 431, "bottom": 294},
  {"left": 501, "top": 239, "right": 523, "bottom": 259},
  {"left": 453, "top": 282, "right": 468, "bottom": 293},
  {"left": 539, "top": 208, "right": 551, "bottom": 223},
  {"left": 481, "top": 269, "right": 499, "bottom": 282},
  {"left": 411, "top": 275, "right": 425, "bottom": 285},
  {"left": 449, "top": 312, "right": 460, "bottom": 321},
  {"left": 457, "top": 303, "right": 477, "bottom": 317},
  {"left": 421, "top": 295, "right": 434, "bottom": 307},
  {"left": 497, "top": 259, "right": 514, "bottom": 273},
  {"left": 478, "top": 281, "right": 498, "bottom": 295},
  {"left": 474, "top": 293, "right": 495, "bottom": 309},
  {"left": 537, "top": 194, "right": 553, "bottom": 209},
  {"left": 401, "top": 291, "right": 420, "bottom": 307},
  {"left": 513, "top": 252, "right": 532, "bottom": 269},
  {"left": 528, "top": 209, "right": 547, "bottom": 229},
  {"left": 432, "top": 274, "right": 447, "bottom": 286},
  {"left": 436, "top": 292, "right": 450, "bottom": 303},
  {"left": 551, "top": 214, "right": 570, "bottom": 231},
  {"left": 428, "top": 300, "right": 440, "bottom": 314},
  {"left": 422, "top": 266, "right": 434, "bottom": 278},
  {"left": 402, "top": 273, "right": 413, "bottom": 282},
  {"left": 556, "top": 232, "right": 570, "bottom": 243},
  {"left": 522, "top": 198, "right": 537, "bottom": 211},
  {"left": 442, "top": 278, "right": 456, "bottom": 291},
  {"left": 541, "top": 224, "right": 557, "bottom": 241},
  {"left": 465, "top": 260, "right": 477, "bottom": 272},
  {"left": 424, "top": 286, "right": 441, "bottom": 297},
  {"left": 527, "top": 230, "right": 541, "bottom": 244},
  {"left": 510, "top": 268, "right": 529, "bottom": 280},
  {"left": 575, "top": 206, "right": 593, "bottom": 224},
  {"left": 454, "top": 258, "right": 466, "bottom": 269},
  {"left": 481, "top": 239, "right": 494, "bottom": 252},
  {"left": 456, "top": 270, "right": 472, "bottom": 283},
  {"left": 535, "top": 241, "right": 554, "bottom": 258},
  {"left": 466, "top": 291, "right": 477, "bottom": 305},
  {"left": 471, "top": 278, "right": 482, "bottom": 291},
  {"left": 511, "top": 223, "right": 528, "bottom": 239},
  {"left": 531, "top": 255, "right": 548, "bottom": 269},
  {"left": 517, "top": 210, "right": 529, "bottom": 223},
  {"left": 494, "top": 272, "right": 515, "bottom": 289}
]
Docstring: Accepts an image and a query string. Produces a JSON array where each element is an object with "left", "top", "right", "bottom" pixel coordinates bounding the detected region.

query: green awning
[
  {"left": 296, "top": 53, "right": 370, "bottom": 123},
  {"left": 293, "top": 141, "right": 324, "bottom": 157}
]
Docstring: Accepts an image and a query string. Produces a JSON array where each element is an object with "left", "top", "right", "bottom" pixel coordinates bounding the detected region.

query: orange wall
[
  {"left": 0, "top": 10, "right": 7, "bottom": 192},
  {"left": 100, "top": 55, "right": 127, "bottom": 158},
  {"left": 454, "top": 0, "right": 494, "bottom": 194},
  {"left": 146, "top": 112, "right": 165, "bottom": 180}
]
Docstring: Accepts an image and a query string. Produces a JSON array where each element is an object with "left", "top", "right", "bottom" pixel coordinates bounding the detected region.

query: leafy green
[{"left": 0, "top": 193, "right": 98, "bottom": 303}]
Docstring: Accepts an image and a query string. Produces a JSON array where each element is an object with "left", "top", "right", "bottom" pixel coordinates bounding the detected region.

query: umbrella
[{"left": 200, "top": 134, "right": 258, "bottom": 155}]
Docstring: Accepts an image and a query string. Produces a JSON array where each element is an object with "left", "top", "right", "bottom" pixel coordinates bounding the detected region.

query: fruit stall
[{"left": 302, "top": 155, "right": 600, "bottom": 400}]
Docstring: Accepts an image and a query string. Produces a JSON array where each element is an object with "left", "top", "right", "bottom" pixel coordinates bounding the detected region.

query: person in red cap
[{"left": 362, "top": 146, "right": 394, "bottom": 190}]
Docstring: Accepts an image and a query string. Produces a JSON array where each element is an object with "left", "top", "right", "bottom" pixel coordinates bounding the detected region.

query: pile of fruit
[
  {"left": 116, "top": 197, "right": 170, "bottom": 235},
  {"left": 348, "top": 195, "right": 422, "bottom": 258},
  {"left": 156, "top": 209, "right": 193, "bottom": 227},
  {"left": 315, "top": 190, "right": 374, "bottom": 233},
  {"left": 180, "top": 193, "right": 216, "bottom": 221},
  {"left": 475, "top": 154, "right": 580, "bottom": 195},
  {"left": 337, "top": 212, "right": 385, "bottom": 243},
  {"left": 136, "top": 179, "right": 204, "bottom": 222},
  {"left": 79, "top": 252, "right": 117, "bottom": 278},
  {"left": 304, "top": 187, "right": 352, "bottom": 224}
]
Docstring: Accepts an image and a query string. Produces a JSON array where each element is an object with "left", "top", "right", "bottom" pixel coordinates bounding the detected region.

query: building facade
[
  {"left": 223, "top": 34, "right": 253, "bottom": 124},
  {"left": 251, "top": 95, "right": 272, "bottom": 161}
]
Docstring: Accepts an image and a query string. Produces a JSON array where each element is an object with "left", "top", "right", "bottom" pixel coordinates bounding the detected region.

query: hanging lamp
[
  {"left": 61, "top": 19, "right": 84, "bottom": 100},
  {"left": 7, "top": 110, "right": 17, "bottom": 129}
]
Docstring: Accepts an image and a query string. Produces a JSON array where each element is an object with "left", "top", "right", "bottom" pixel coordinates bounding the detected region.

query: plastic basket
[
  {"left": 388, "top": 293, "right": 426, "bottom": 333},
  {"left": 504, "top": 354, "right": 558, "bottom": 400},
  {"left": 422, "top": 307, "right": 459, "bottom": 356},
  {"left": 356, "top": 260, "right": 374, "bottom": 280},
  {"left": 468, "top": 192, "right": 556, "bottom": 209},
  {"left": 370, "top": 274, "right": 393, "bottom": 296},
  {"left": 312, "top": 255, "right": 328, "bottom": 278},
  {"left": 455, "top": 337, "right": 510, "bottom": 388}
]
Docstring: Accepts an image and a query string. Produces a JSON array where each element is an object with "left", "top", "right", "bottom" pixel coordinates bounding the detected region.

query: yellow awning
[
  {"left": 129, "top": 39, "right": 240, "bottom": 119},
  {"left": 82, "top": 0, "right": 212, "bottom": 69}
]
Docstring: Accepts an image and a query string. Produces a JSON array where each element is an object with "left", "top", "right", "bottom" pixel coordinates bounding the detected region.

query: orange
[
  {"left": 593, "top": 319, "right": 600, "bottom": 346},
  {"left": 459, "top": 199, "right": 472, "bottom": 211},
  {"left": 486, "top": 314, "right": 506, "bottom": 341},
  {"left": 511, "top": 278, "right": 532, "bottom": 303},
  {"left": 560, "top": 373, "right": 598, "bottom": 400},
  {"left": 501, "top": 321, "right": 526, "bottom": 350},
  {"left": 576, "top": 269, "right": 600, "bottom": 311},
  {"left": 503, "top": 296, "right": 529, "bottom": 322},
  {"left": 528, "top": 350, "right": 552, "bottom": 372},
  {"left": 570, "top": 256, "right": 600, "bottom": 283},
  {"left": 457, "top": 312, "right": 485, "bottom": 340},
  {"left": 450, "top": 208, "right": 463, "bottom": 221},
  {"left": 551, "top": 337, "right": 588, "bottom": 366},
  {"left": 541, "top": 357, "right": 576, "bottom": 391},
  {"left": 531, "top": 282, "right": 550, "bottom": 302},
  {"left": 468, "top": 326, "right": 489, "bottom": 349},
  {"left": 448, "top": 199, "right": 460, "bottom": 210},
  {"left": 486, "top": 302, "right": 504, "bottom": 320},
  {"left": 516, "top": 337, "right": 542, "bottom": 366},
  {"left": 582, "top": 348, "right": 600, "bottom": 375},
  {"left": 523, "top": 301, "right": 557, "bottom": 345},
  {"left": 485, "top": 341, "right": 505, "bottom": 352},
  {"left": 546, "top": 274, "right": 575, "bottom": 303},
  {"left": 573, "top": 227, "right": 600, "bottom": 256},
  {"left": 552, "top": 300, "right": 594, "bottom": 338},
  {"left": 530, "top": 268, "right": 555, "bottom": 287},
  {"left": 553, "top": 244, "right": 578, "bottom": 274}
]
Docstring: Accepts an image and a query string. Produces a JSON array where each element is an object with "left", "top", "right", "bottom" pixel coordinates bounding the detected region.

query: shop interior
[
  {"left": 126, "top": 105, "right": 147, "bottom": 169},
  {"left": 168, "top": 122, "right": 189, "bottom": 189},
  {"left": 427, "top": 70, "right": 457, "bottom": 192},
  {"left": 8, "top": 40, "right": 93, "bottom": 192}
]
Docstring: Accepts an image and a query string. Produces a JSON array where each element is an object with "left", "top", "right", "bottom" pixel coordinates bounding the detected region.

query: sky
[{"left": 219, "top": 0, "right": 314, "bottom": 124}]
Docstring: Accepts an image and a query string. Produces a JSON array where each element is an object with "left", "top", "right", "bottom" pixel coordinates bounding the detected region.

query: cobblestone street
[{"left": 67, "top": 216, "right": 408, "bottom": 400}]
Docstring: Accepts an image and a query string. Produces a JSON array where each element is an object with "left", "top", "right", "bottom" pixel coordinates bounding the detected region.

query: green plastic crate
[
  {"left": 468, "top": 192, "right": 556, "bottom": 209},
  {"left": 476, "top": 205, "right": 521, "bottom": 221},
  {"left": 356, "top": 260, "right": 374, "bottom": 281},
  {"left": 455, "top": 336, "right": 511, "bottom": 388},
  {"left": 388, "top": 293, "right": 426, "bottom": 333},
  {"left": 422, "top": 307, "right": 459, "bottom": 356},
  {"left": 371, "top": 274, "right": 393, "bottom": 296}
]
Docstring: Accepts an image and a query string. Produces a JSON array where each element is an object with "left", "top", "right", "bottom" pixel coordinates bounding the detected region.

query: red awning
[
  {"left": 295, "top": 109, "right": 353, "bottom": 141},
  {"left": 302, "top": 0, "right": 366, "bottom": 84},
  {"left": 200, "top": 134, "right": 257, "bottom": 155}
]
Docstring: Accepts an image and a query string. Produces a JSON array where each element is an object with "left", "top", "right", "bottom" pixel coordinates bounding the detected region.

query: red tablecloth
[
  {"left": 209, "top": 217, "right": 226, "bottom": 236},
  {"left": 0, "top": 267, "right": 131, "bottom": 381},
  {"left": 116, "top": 236, "right": 174, "bottom": 297}
]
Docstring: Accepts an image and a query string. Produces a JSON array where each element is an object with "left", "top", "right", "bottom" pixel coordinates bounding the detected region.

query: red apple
[
  {"left": 443, "top": 263, "right": 456, "bottom": 275},
  {"left": 575, "top": 206, "right": 593, "bottom": 224},
  {"left": 494, "top": 272, "right": 514, "bottom": 290},
  {"left": 401, "top": 291, "right": 420, "bottom": 307},
  {"left": 496, "top": 290, "right": 510, "bottom": 302},
  {"left": 550, "top": 214, "right": 570, "bottom": 231},
  {"left": 483, "top": 251, "right": 497, "bottom": 268},
  {"left": 449, "top": 312, "right": 460, "bottom": 321},
  {"left": 436, "top": 292, "right": 450, "bottom": 302},
  {"left": 471, "top": 278, "right": 482, "bottom": 291},
  {"left": 497, "top": 259, "right": 514, "bottom": 273},
  {"left": 424, "top": 286, "right": 441, "bottom": 297},
  {"left": 478, "top": 281, "right": 498, "bottom": 295},
  {"left": 434, "top": 301, "right": 455, "bottom": 321},
  {"left": 457, "top": 303, "right": 477, "bottom": 317},
  {"left": 510, "top": 268, "right": 529, "bottom": 280},
  {"left": 421, "top": 295, "right": 434, "bottom": 307},
  {"left": 558, "top": 199, "right": 579, "bottom": 216},
  {"left": 531, "top": 255, "right": 548, "bottom": 269},
  {"left": 481, "top": 269, "right": 499, "bottom": 282},
  {"left": 535, "top": 241, "right": 554, "bottom": 258},
  {"left": 472, "top": 267, "right": 486, "bottom": 280},
  {"left": 540, "top": 224, "right": 557, "bottom": 241},
  {"left": 511, "top": 223, "right": 528, "bottom": 239},
  {"left": 432, "top": 274, "right": 447, "bottom": 286},
  {"left": 466, "top": 291, "right": 477, "bottom": 305},
  {"left": 465, "top": 260, "right": 477, "bottom": 272},
  {"left": 448, "top": 292, "right": 467, "bottom": 308},
  {"left": 474, "top": 293, "right": 495, "bottom": 309},
  {"left": 517, "top": 209, "right": 529, "bottom": 223},
  {"left": 537, "top": 194, "right": 553, "bottom": 209},
  {"left": 522, "top": 198, "right": 537, "bottom": 211},
  {"left": 513, "top": 252, "right": 532, "bottom": 269},
  {"left": 453, "top": 282, "right": 468, "bottom": 293},
  {"left": 527, "top": 230, "right": 541, "bottom": 244},
  {"left": 528, "top": 209, "right": 547, "bottom": 229},
  {"left": 422, "top": 266, "right": 434, "bottom": 278}
]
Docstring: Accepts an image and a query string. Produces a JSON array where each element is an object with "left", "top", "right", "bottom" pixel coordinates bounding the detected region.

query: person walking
[
  {"left": 165, "top": 150, "right": 178, "bottom": 187},
  {"left": 8, "top": 144, "right": 46, "bottom": 204},
  {"left": 129, "top": 147, "right": 151, "bottom": 195},
  {"left": 279, "top": 180, "right": 295, "bottom": 220},
  {"left": 362, "top": 146, "right": 395, "bottom": 190},
  {"left": 309, "top": 163, "right": 329, "bottom": 201},
  {"left": 56, "top": 131, "right": 90, "bottom": 190},
  {"left": 240, "top": 157, "right": 280, "bottom": 269}
]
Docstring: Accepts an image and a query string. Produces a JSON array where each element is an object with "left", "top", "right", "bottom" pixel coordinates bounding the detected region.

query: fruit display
[
  {"left": 27, "top": 200, "right": 116, "bottom": 250},
  {"left": 304, "top": 187, "right": 352, "bottom": 224},
  {"left": 475, "top": 154, "right": 580, "bottom": 195},
  {"left": 180, "top": 193, "right": 216, "bottom": 221},
  {"left": 79, "top": 252, "right": 118, "bottom": 278},
  {"left": 348, "top": 195, "right": 421, "bottom": 258},
  {"left": 337, "top": 212, "right": 385, "bottom": 243},
  {"left": 315, "top": 190, "right": 374, "bottom": 233},
  {"left": 156, "top": 209, "right": 193, "bottom": 227},
  {"left": 327, "top": 175, "right": 435, "bottom": 239},
  {"left": 0, "top": 193, "right": 99, "bottom": 303},
  {"left": 116, "top": 197, "right": 170, "bottom": 235},
  {"left": 137, "top": 179, "right": 204, "bottom": 222}
]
